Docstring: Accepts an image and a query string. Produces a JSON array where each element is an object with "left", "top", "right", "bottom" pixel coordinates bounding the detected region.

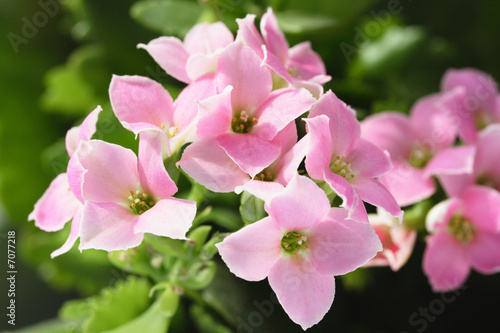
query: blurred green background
[{"left": 1, "top": 0, "right": 500, "bottom": 332}]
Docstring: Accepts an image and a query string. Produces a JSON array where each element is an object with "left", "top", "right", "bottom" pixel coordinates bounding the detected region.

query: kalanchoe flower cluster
[
  {"left": 362, "top": 68, "right": 500, "bottom": 291},
  {"left": 29, "top": 7, "right": 500, "bottom": 331}
]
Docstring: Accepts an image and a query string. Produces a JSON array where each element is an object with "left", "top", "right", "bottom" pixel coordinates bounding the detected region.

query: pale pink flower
[
  {"left": 438, "top": 124, "right": 500, "bottom": 196},
  {"left": 441, "top": 68, "right": 500, "bottom": 143},
  {"left": 29, "top": 106, "right": 102, "bottom": 257},
  {"left": 364, "top": 208, "right": 417, "bottom": 271},
  {"left": 138, "top": 22, "right": 233, "bottom": 83},
  {"left": 178, "top": 42, "right": 315, "bottom": 193},
  {"left": 109, "top": 74, "right": 215, "bottom": 156},
  {"left": 69, "top": 132, "right": 196, "bottom": 251},
  {"left": 216, "top": 174, "right": 381, "bottom": 330},
  {"left": 304, "top": 91, "right": 403, "bottom": 223},
  {"left": 360, "top": 88, "right": 475, "bottom": 207},
  {"left": 423, "top": 186, "right": 500, "bottom": 292},
  {"left": 236, "top": 8, "right": 330, "bottom": 97}
]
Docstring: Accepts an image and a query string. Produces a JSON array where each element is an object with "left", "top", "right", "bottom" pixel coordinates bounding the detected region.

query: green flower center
[
  {"left": 128, "top": 190, "right": 156, "bottom": 215},
  {"left": 474, "top": 111, "right": 493, "bottom": 131},
  {"left": 255, "top": 169, "right": 274, "bottom": 182},
  {"left": 281, "top": 231, "right": 308, "bottom": 255},
  {"left": 447, "top": 214, "right": 476, "bottom": 244},
  {"left": 232, "top": 110, "right": 257, "bottom": 134},
  {"left": 330, "top": 155, "right": 355, "bottom": 182},
  {"left": 408, "top": 145, "right": 433, "bottom": 168}
]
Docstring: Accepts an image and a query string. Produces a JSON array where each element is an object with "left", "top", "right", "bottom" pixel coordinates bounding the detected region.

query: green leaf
[
  {"left": 108, "top": 243, "right": 163, "bottom": 281},
  {"left": 200, "top": 232, "right": 226, "bottom": 261},
  {"left": 131, "top": 0, "right": 204, "bottom": 37},
  {"left": 82, "top": 277, "right": 152, "bottom": 333},
  {"left": 275, "top": 11, "right": 338, "bottom": 34},
  {"left": 193, "top": 206, "right": 243, "bottom": 231},
  {"left": 177, "top": 261, "right": 217, "bottom": 290},
  {"left": 339, "top": 268, "right": 373, "bottom": 292},
  {"left": 187, "top": 225, "right": 212, "bottom": 253},
  {"left": 9, "top": 318, "right": 78, "bottom": 333},
  {"left": 239, "top": 191, "right": 266, "bottom": 224},
  {"left": 145, "top": 234, "right": 187, "bottom": 259},
  {"left": 190, "top": 304, "right": 232, "bottom": 333}
]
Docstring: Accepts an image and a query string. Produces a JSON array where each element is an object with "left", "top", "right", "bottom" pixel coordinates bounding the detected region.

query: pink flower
[
  {"left": 364, "top": 209, "right": 417, "bottom": 271},
  {"left": 236, "top": 8, "right": 330, "bottom": 97},
  {"left": 69, "top": 132, "right": 196, "bottom": 251},
  {"left": 109, "top": 74, "right": 215, "bottom": 156},
  {"left": 438, "top": 124, "right": 500, "bottom": 196},
  {"left": 138, "top": 22, "right": 233, "bottom": 83},
  {"left": 360, "top": 88, "right": 474, "bottom": 207},
  {"left": 305, "top": 91, "right": 403, "bottom": 223},
  {"left": 441, "top": 68, "right": 500, "bottom": 143},
  {"left": 216, "top": 174, "right": 381, "bottom": 329},
  {"left": 423, "top": 186, "right": 500, "bottom": 291},
  {"left": 29, "top": 106, "right": 102, "bottom": 257},
  {"left": 178, "top": 42, "right": 315, "bottom": 192}
]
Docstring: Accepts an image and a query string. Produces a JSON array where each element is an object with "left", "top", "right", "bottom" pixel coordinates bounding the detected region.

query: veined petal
[
  {"left": 216, "top": 216, "right": 282, "bottom": 281},
  {"left": 135, "top": 198, "right": 196, "bottom": 240},
  {"left": 353, "top": 178, "right": 403, "bottom": 223},
  {"left": 275, "top": 135, "right": 309, "bottom": 185},
  {"left": 51, "top": 207, "right": 83, "bottom": 258},
  {"left": 178, "top": 139, "right": 250, "bottom": 193},
  {"left": 78, "top": 140, "right": 140, "bottom": 203},
  {"left": 235, "top": 14, "right": 265, "bottom": 59},
  {"left": 79, "top": 202, "right": 143, "bottom": 251},
  {"left": 138, "top": 132, "right": 177, "bottom": 199},
  {"left": 348, "top": 139, "right": 392, "bottom": 178},
  {"left": 288, "top": 41, "right": 327, "bottom": 80},
  {"left": 185, "top": 52, "right": 218, "bottom": 82},
  {"left": 304, "top": 115, "right": 333, "bottom": 180},
  {"left": 309, "top": 208, "right": 382, "bottom": 276},
  {"left": 109, "top": 75, "right": 174, "bottom": 131},
  {"left": 137, "top": 37, "right": 190, "bottom": 83},
  {"left": 29, "top": 173, "right": 81, "bottom": 232},
  {"left": 468, "top": 231, "right": 500, "bottom": 274},
  {"left": 323, "top": 170, "right": 360, "bottom": 220},
  {"left": 260, "top": 8, "right": 289, "bottom": 64},
  {"left": 423, "top": 231, "right": 470, "bottom": 292},
  {"left": 184, "top": 22, "right": 234, "bottom": 55},
  {"left": 235, "top": 180, "right": 285, "bottom": 203},
  {"left": 268, "top": 256, "right": 335, "bottom": 330},
  {"left": 196, "top": 85, "right": 233, "bottom": 138},
  {"left": 309, "top": 91, "right": 360, "bottom": 156},
  {"left": 65, "top": 106, "right": 102, "bottom": 158},
  {"left": 216, "top": 132, "right": 281, "bottom": 178},
  {"left": 216, "top": 42, "right": 272, "bottom": 111},
  {"left": 267, "top": 174, "right": 330, "bottom": 231}
]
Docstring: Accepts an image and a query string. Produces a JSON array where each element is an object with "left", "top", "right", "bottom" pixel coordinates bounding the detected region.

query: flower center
[
  {"left": 474, "top": 111, "right": 493, "bottom": 131},
  {"left": 477, "top": 174, "right": 499, "bottom": 190},
  {"left": 128, "top": 189, "right": 156, "bottom": 215},
  {"left": 232, "top": 110, "right": 257, "bottom": 134},
  {"left": 408, "top": 145, "right": 433, "bottom": 168},
  {"left": 255, "top": 169, "right": 274, "bottom": 182},
  {"left": 160, "top": 124, "right": 179, "bottom": 138},
  {"left": 281, "top": 231, "right": 308, "bottom": 255},
  {"left": 447, "top": 214, "right": 475, "bottom": 244},
  {"left": 330, "top": 155, "right": 355, "bottom": 182}
]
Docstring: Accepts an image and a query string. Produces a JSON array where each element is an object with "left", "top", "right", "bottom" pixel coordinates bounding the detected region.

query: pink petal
[
  {"left": 137, "top": 37, "right": 190, "bottom": 83},
  {"left": 234, "top": 180, "right": 285, "bottom": 203},
  {"left": 178, "top": 139, "right": 250, "bottom": 193},
  {"left": 275, "top": 135, "right": 309, "bottom": 185},
  {"left": 468, "top": 231, "right": 500, "bottom": 274},
  {"left": 255, "top": 87, "right": 315, "bottom": 137},
  {"left": 436, "top": 173, "right": 475, "bottom": 197},
  {"left": 216, "top": 42, "right": 272, "bottom": 111},
  {"left": 268, "top": 256, "right": 335, "bottom": 330},
  {"left": 353, "top": 178, "right": 403, "bottom": 223},
  {"left": 67, "top": 153, "right": 86, "bottom": 203},
  {"left": 423, "top": 231, "right": 470, "bottom": 292},
  {"left": 425, "top": 198, "right": 461, "bottom": 233},
  {"left": 78, "top": 140, "right": 140, "bottom": 203},
  {"left": 138, "top": 132, "right": 177, "bottom": 199},
  {"left": 304, "top": 115, "right": 333, "bottom": 180},
  {"left": 65, "top": 105, "right": 102, "bottom": 158},
  {"left": 309, "top": 208, "right": 382, "bottom": 276},
  {"left": 135, "top": 198, "right": 196, "bottom": 240},
  {"left": 235, "top": 14, "right": 265, "bottom": 59},
  {"left": 28, "top": 173, "right": 81, "bottom": 232},
  {"left": 386, "top": 226, "right": 417, "bottom": 271},
  {"left": 461, "top": 186, "right": 500, "bottom": 233},
  {"left": 309, "top": 91, "right": 360, "bottom": 156},
  {"left": 348, "top": 139, "right": 392, "bottom": 178},
  {"left": 109, "top": 75, "right": 174, "bottom": 133},
  {"left": 288, "top": 41, "right": 327, "bottom": 80},
  {"left": 322, "top": 169, "right": 361, "bottom": 221},
  {"left": 262, "top": 45, "right": 294, "bottom": 85},
  {"left": 475, "top": 124, "right": 500, "bottom": 181},
  {"left": 260, "top": 8, "right": 289, "bottom": 64},
  {"left": 379, "top": 160, "right": 436, "bottom": 207},
  {"left": 185, "top": 52, "right": 218, "bottom": 82},
  {"left": 183, "top": 22, "right": 234, "bottom": 55},
  {"left": 360, "top": 112, "right": 414, "bottom": 160},
  {"left": 196, "top": 85, "right": 232, "bottom": 138},
  {"left": 424, "top": 145, "right": 476, "bottom": 178},
  {"left": 216, "top": 216, "right": 282, "bottom": 281},
  {"left": 216, "top": 132, "right": 281, "bottom": 178},
  {"left": 267, "top": 174, "right": 330, "bottom": 231},
  {"left": 410, "top": 90, "right": 462, "bottom": 151},
  {"left": 51, "top": 207, "right": 82, "bottom": 258},
  {"left": 79, "top": 202, "right": 143, "bottom": 251}
]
